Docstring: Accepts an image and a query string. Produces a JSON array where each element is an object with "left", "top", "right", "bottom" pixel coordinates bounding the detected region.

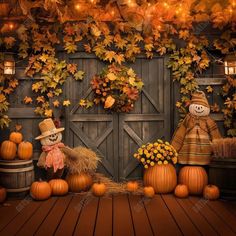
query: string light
[
  {"left": 75, "top": 4, "right": 81, "bottom": 10},
  {"left": 163, "top": 2, "right": 169, "bottom": 9}
]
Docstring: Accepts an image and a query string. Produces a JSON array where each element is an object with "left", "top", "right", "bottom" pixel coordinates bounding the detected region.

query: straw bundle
[
  {"left": 211, "top": 138, "right": 236, "bottom": 159},
  {"left": 62, "top": 146, "right": 100, "bottom": 174}
]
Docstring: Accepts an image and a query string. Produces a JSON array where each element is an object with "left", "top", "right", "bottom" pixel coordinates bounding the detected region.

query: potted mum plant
[{"left": 133, "top": 139, "right": 178, "bottom": 193}]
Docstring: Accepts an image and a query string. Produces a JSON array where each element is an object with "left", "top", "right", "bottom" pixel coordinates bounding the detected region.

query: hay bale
[{"left": 62, "top": 146, "right": 100, "bottom": 175}]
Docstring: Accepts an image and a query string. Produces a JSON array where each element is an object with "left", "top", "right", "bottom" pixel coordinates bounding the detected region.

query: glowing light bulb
[
  {"left": 75, "top": 4, "right": 81, "bottom": 10},
  {"left": 163, "top": 2, "right": 169, "bottom": 8},
  {"left": 111, "top": 10, "right": 115, "bottom": 16},
  {"left": 9, "top": 23, "right": 14, "bottom": 30}
]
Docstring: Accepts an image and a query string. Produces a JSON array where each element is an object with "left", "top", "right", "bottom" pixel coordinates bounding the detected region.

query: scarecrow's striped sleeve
[
  {"left": 171, "top": 114, "right": 190, "bottom": 152},
  {"left": 207, "top": 117, "right": 222, "bottom": 140}
]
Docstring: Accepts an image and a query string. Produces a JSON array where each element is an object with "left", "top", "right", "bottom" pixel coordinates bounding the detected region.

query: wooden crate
[{"left": 209, "top": 159, "right": 236, "bottom": 200}]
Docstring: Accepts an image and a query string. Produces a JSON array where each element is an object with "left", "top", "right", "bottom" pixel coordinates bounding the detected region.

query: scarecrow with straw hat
[
  {"left": 171, "top": 91, "right": 222, "bottom": 165},
  {"left": 36, "top": 118, "right": 100, "bottom": 179}
]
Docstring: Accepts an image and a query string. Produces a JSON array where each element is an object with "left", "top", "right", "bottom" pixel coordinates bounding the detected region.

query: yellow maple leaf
[
  {"left": 176, "top": 102, "right": 182, "bottom": 108},
  {"left": 45, "top": 109, "right": 53, "bottom": 117},
  {"left": 105, "top": 51, "right": 116, "bottom": 63},
  {"left": 206, "top": 86, "right": 213, "bottom": 93},
  {"left": 9, "top": 79, "right": 19, "bottom": 88},
  {"left": 107, "top": 73, "right": 117, "bottom": 81},
  {"left": 63, "top": 100, "right": 71, "bottom": 106},
  {"left": 36, "top": 96, "right": 45, "bottom": 103},
  {"left": 53, "top": 100, "right": 60, "bottom": 107},
  {"left": 179, "top": 30, "right": 189, "bottom": 40},
  {"left": 24, "top": 96, "right": 33, "bottom": 104}
]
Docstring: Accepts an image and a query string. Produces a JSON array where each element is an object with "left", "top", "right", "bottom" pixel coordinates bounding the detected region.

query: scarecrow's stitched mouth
[
  {"left": 195, "top": 110, "right": 204, "bottom": 114},
  {"left": 49, "top": 136, "right": 58, "bottom": 142}
]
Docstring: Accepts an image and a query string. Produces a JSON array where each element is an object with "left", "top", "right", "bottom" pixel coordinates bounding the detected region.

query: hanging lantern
[
  {"left": 3, "top": 54, "right": 15, "bottom": 75},
  {"left": 224, "top": 54, "right": 236, "bottom": 75}
]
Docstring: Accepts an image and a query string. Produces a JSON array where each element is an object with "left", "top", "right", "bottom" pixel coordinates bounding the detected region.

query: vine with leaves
[{"left": 0, "top": 0, "right": 235, "bottom": 135}]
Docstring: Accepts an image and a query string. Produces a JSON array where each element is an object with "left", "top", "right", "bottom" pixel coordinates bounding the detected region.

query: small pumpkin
[
  {"left": 203, "top": 185, "right": 220, "bottom": 200},
  {"left": 30, "top": 181, "right": 52, "bottom": 200},
  {"left": 18, "top": 141, "right": 33, "bottom": 160},
  {"left": 66, "top": 173, "right": 93, "bottom": 192},
  {"left": 0, "top": 186, "right": 7, "bottom": 203},
  {"left": 92, "top": 182, "right": 106, "bottom": 197},
  {"left": 143, "top": 186, "right": 155, "bottom": 198},
  {"left": 49, "top": 179, "right": 68, "bottom": 196},
  {"left": 0, "top": 140, "right": 17, "bottom": 160},
  {"left": 126, "top": 181, "right": 139, "bottom": 192},
  {"left": 9, "top": 132, "right": 23, "bottom": 144},
  {"left": 174, "top": 184, "right": 189, "bottom": 198}
]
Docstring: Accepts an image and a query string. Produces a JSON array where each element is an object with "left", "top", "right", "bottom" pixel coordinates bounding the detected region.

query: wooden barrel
[{"left": 0, "top": 160, "right": 34, "bottom": 198}]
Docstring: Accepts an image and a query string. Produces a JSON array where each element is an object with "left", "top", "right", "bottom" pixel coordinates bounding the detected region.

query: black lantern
[
  {"left": 224, "top": 53, "right": 236, "bottom": 75},
  {"left": 3, "top": 54, "right": 15, "bottom": 75}
]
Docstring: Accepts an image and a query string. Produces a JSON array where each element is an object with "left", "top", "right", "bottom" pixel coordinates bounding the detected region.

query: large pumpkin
[
  {"left": 30, "top": 181, "right": 52, "bottom": 200},
  {"left": 143, "top": 164, "right": 177, "bottom": 193},
  {"left": 0, "top": 140, "right": 17, "bottom": 160},
  {"left": 178, "top": 166, "right": 208, "bottom": 195},
  {"left": 0, "top": 186, "right": 7, "bottom": 203},
  {"left": 49, "top": 179, "right": 69, "bottom": 196},
  {"left": 17, "top": 141, "right": 33, "bottom": 160},
  {"left": 66, "top": 173, "right": 93, "bottom": 192},
  {"left": 9, "top": 132, "right": 23, "bottom": 144}
]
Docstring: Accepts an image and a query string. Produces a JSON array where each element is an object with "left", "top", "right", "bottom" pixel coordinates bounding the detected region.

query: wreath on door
[{"left": 80, "top": 63, "right": 144, "bottom": 113}]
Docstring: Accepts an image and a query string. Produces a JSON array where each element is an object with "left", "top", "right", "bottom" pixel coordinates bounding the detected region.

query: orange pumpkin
[
  {"left": 127, "top": 181, "right": 139, "bottom": 192},
  {"left": 66, "top": 173, "right": 93, "bottom": 192},
  {"left": 178, "top": 166, "right": 208, "bottom": 195},
  {"left": 18, "top": 141, "right": 33, "bottom": 160},
  {"left": 203, "top": 185, "right": 220, "bottom": 200},
  {"left": 92, "top": 182, "right": 106, "bottom": 197},
  {"left": 30, "top": 181, "right": 52, "bottom": 200},
  {"left": 0, "top": 186, "right": 7, "bottom": 203},
  {"left": 49, "top": 179, "right": 69, "bottom": 196},
  {"left": 9, "top": 132, "right": 23, "bottom": 144},
  {"left": 0, "top": 140, "right": 17, "bottom": 160},
  {"left": 174, "top": 184, "right": 189, "bottom": 198},
  {"left": 143, "top": 164, "right": 177, "bottom": 193},
  {"left": 143, "top": 186, "right": 155, "bottom": 198}
]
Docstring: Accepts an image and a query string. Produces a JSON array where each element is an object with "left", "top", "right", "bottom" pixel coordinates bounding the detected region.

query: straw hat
[
  {"left": 35, "top": 118, "right": 64, "bottom": 140},
  {"left": 191, "top": 91, "right": 210, "bottom": 108}
]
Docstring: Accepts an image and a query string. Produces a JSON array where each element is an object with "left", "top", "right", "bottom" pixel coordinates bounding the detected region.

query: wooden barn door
[{"left": 66, "top": 54, "right": 170, "bottom": 181}]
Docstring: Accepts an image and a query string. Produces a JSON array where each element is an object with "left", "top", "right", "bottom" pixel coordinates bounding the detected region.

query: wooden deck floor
[{"left": 0, "top": 194, "right": 236, "bottom": 236}]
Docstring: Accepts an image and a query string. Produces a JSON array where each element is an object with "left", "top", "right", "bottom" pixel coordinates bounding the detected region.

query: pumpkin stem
[{"left": 15, "top": 124, "right": 22, "bottom": 132}]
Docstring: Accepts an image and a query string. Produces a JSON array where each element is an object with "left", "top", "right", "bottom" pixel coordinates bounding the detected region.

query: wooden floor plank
[
  {"left": 190, "top": 197, "right": 235, "bottom": 236},
  {"left": 144, "top": 194, "right": 182, "bottom": 236},
  {"left": 128, "top": 195, "right": 153, "bottom": 236},
  {"left": 34, "top": 195, "right": 73, "bottom": 236},
  {"left": 54, "top": 194, "right": 84, "bottom": 236},
  {"left": 113, "top": 194, "right": 134, "bottom": 236},
  {"left": 94, "top": 196, "right": 113, "bottom": 236},
  {"left": 16, "top": 197, "right": 58, "bottom": 236},
  {"left": 73, "top": 195, "right": 99, "bottom": 236},
  {"left": 176, "top": 197, "right": 218, "bottom": 236},
  {"left": 0, "top": 199, "right": 42, "bottom": 235},
  {"left": 206, "top": 200, "right": 236, "bottom": 233},
  {"left": 0, "top": 200, "right": 21, "bottom": 231},
  {"left": 162, "top": 195, "right": 200, "bottom": 236}
]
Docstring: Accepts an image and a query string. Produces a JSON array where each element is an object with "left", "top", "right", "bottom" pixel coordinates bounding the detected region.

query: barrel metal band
[
  {"left": 0, "top": 160, "right": 33, "bottom": 166},
  {"left": 0, "top": 166, "right": 34, "bottom": 172},
  {"left": 6, "top": 187, "right": 30, "bottom": 192}
]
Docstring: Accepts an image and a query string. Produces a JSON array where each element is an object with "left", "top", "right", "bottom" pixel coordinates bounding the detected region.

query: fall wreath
[{"left": 80, "top": 64, "right": 144, "bottom": 113}]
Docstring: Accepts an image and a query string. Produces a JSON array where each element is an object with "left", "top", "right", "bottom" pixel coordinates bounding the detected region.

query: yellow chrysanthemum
[
  {"left": 158, "top": 161, "right": 162, "bottom": 165},
  {"left": 164, "top": 160, "right": 168, "bottom": 165},
  {"left": 150, "top": 162, "right": 155, "bottom": 166},
  {"left": 141, "top": 158, "right": 145, "bottom": 162},
  {"left": 144, "top": 165, "right": 149, "bottom": 169},
  {"left": 147, "top": 160, "right": 150, "bottom": 163},
  {"left": 153, "top": 150, "right": 158, "bottom": 154},
  {"left": 157, "top": 154, "right": 162, "bottom": 158},
  {"left": 165, "top": 141, "right": 170, "bottom": 145}
]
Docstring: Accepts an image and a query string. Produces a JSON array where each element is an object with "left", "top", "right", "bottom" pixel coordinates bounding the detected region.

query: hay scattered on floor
[
  {"left": 62, "top": 146, "right": 100, "bottom": 175},
  {"left": 91, "top": 173, "right": 144, "bottom": 195}
]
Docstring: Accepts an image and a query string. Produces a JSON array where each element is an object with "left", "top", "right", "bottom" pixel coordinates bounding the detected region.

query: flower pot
[{"left": 143, "top": 164, "right": 177, "bottom": 193}]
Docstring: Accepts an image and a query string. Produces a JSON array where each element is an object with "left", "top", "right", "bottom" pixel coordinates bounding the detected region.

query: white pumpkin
[
  {"left": 189, "top": 104, "right": 210, "bottom": 117},
  {"left": 40, "top": 132, "right": 62, "bottom": 146}
]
